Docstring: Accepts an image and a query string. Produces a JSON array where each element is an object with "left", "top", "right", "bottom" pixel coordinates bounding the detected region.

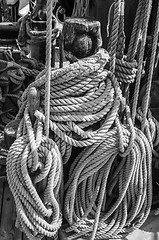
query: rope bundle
[
  {"left": 0, "top": 57, "right": 44, "bottom": 128},
  {"left": 6, "top": 107, "right": 62, "bottom": 239},
  {"left": 63, "top": 120, "right": 152, "bottom": 240},
  {"left": 5, "top": 0, "right": 159, "bottom": 239},
  {"left": 6, "top": 48, "right": 120, "bottom": 239},
  {"left": 17, "top": 49, "right": 121, "bottom": 164},
  {"left": 61, "top": 0, "right": 158, "bottom": 239}
]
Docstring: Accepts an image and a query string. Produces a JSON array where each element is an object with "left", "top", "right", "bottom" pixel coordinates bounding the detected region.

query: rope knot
[{"left": 115, "top": 58, "right": 137, "bottom": 83}]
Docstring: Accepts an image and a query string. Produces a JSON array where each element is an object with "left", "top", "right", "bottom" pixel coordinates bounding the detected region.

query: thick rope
[
  {"left": 7, "top": 50, "right": 118, "bottom": 240},
  {"left": 6, "top": 0, "right": 158, "bottom": 236},
  {"left": 141, "top": 1, "right": 159, "bottom": 131},
  {"left": 57, "top": 1, "right": 156, "bottom": 239},
  {"left": 6, "top": 1, "right": 63, "bottom": 238},
  {"left": 116, "top": 0, "right": 125, "bottom": 60},
  {"left": 127, "top": 0, "right": 144, "bottom": 62},
  {"left": 107, "top": 0, "right": 137, "bottom": 95},
  {"left": 63, "top": 122, "right": 152, "bottom": 240},
  {"left": 109, "top": 0, "right": 121, "bottom": 73},
  {"left": 131, "top": 0, "right": 152, "bottom": 123},
  {"left": 6, "top": 108, "right": 62, "bottom": 239}
]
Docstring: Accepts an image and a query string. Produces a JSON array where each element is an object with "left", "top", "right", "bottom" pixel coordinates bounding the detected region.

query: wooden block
[
  {"left": 63, "top": 17, "right": 102, "bottom": 61},
  {"left": 12, "top": 202, "right": 23, "bottom": 240},
  {"left": 13, "top": 227, "right": 22, "bottom": 240},
  {"left": 22, "top": 233, "right": 28, "bottom": 240},
  {"left": 0, "top": 181, "right": 4, "bottom": 223},
  {"left": 0, "top": 182, "right": 15, "bottom": 239}
]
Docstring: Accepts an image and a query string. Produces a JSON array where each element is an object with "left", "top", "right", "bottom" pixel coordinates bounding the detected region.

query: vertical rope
[
  {"left": 59, "top": 33, "right": 64, "bottom": 68},
  {"left": 116, "top": 0, "right": 125, "bottom": 60},
  {"left": 141, "top": 2, "right": 159, "bottom": 131},
  {"left": 45, "top": 0, "right": 57, "bottom": 136},
  {"left": 121, "top": 0, "right": 144, "bottom": 103},
  {"left": 127, "top": 0, "right": 144, "bottom": 62},
  {"left": 109, "top": 0, "right": 121, "bottom": 73},
  {"left": 72, "top": 0, "right": 90, "bottom": 17},
  {"left": 131, "top": 0, "right": 152, "bottom": 123}
]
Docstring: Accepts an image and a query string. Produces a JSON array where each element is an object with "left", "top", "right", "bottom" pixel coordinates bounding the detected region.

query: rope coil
[
  {"left": 5, "top": 0, "right": 159, "bottom": 239},
  {"left": 6, "top": 108, "right": 63, "bottom": 239}
]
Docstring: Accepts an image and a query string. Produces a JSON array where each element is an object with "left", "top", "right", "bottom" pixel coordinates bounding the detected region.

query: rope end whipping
[
  {"left": 120, "top": 0, "right": 124, "bottom": 16},
  {"left": 27, "top": 87, "right": 40, "bottom": 125}
]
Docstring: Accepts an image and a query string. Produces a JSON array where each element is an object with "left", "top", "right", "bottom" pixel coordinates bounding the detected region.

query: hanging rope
[
  {"left": 44, "top": 0, "right": 54, "bottom": 137},
  {"left": 5, "top": 0, "right": 159, "bottom": 239},
  {"left": 6, "top": 108, "right": 62, "bottom": 239},
  {"left": 6, "top": 0, "right": 63, "bottom": 239},
  {"left": 62, "top": 1, "right": 154, "bottom": 239},
  {"left": 72, "top": 0, "right": 90, "bottom": 17},
  {"left": 141, "top": 1, "right": 159, "bottom": 131},
  {"left": 6, "top": 49, "right": 114, "bottom": 239},
  {"left": 127, "top": 0, "right": 144, "bottom": 62},
  {"left": 131, "top": 0, "right": 152, "bottom": 123},
  {"left": 116, "top": 0, "right": 125, "bottom": 60},
  {"left": 109, "top": 0, "right": 121, "bottom": 73},
  {"left": 107, "top": 0, "right": 137, "bottom": 92},
  {"left": 17, "top": 49, "right": 116, "bottom": 152},
  {"left": 63, "top": 122, "right": 152, "bottom": 240}
]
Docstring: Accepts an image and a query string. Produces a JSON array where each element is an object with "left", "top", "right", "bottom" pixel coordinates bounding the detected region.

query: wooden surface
[
  {"left": 0, "top": 180, "right": 22, "bottom": 240},
  {"left": 0, "top": 180, "right": 59, "bottom": 240}
]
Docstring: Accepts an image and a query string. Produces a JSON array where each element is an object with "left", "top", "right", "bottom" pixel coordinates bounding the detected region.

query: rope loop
[
  {"left": 6, "top": 113, "right": 63, "bottom": 239},
  {"left": 115, "top": 57, "right": 137, "bottom": 83},
  {"left": 8, "top": 68, "right": 26, "bottom": 85}
]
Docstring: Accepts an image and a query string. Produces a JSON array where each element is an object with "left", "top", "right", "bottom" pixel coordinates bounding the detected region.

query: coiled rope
[
  {"left": 7, "top": 108, "right": 62, "bottom": 239},
  {"left": 62, "top": 0, "right": 155, "bottom": 239},
  {"left": 5, "top": 0, "right": 159, "bottom": 239},
  {"left": 63, "top": 118, "right": 152, "bottom": 240},
  {"left": 6, "top": 0, "right": 63, "bottom": 239},
  {"left": 17, "top": 49, "right": 116, "bottom": 156},
  {"left": 7, "top": 47, "right": 115, "bottom": 239}
]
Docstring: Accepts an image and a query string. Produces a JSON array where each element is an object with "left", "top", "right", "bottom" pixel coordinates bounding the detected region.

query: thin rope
[{"left": 72, "top": 0, "right": 90, "bottom": 17}]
